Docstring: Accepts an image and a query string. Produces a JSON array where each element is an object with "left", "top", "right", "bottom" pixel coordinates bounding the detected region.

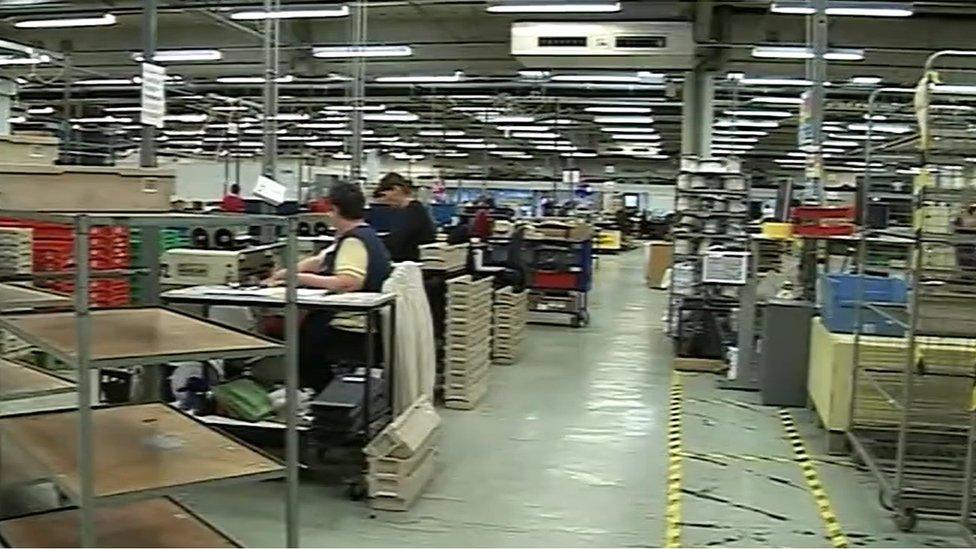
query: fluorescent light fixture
[
  {"left": 715, "top": 119, "right": 780, "bottom": 128},
  {"left": 775, "top": 158, "right": 807, "bottom": 164},
  {"left": 562, "top": 151, "right": 598, "bottom": 158},
  {"left": 69, "top": 116, "right": 131, "bottom": 123},
  {"left": 748, "top": 96, "right": 803, "bottom": 105},
  {"left": 584, "top": 106, "right": 652, "bottom": 114},
  {"left": 593, "top": 116, "right": 655, "bottom": 124},
  {"left": 826, "top": 49, "right": 865, "bottom": 61},
  {"left": 212, "top": 105, "right": 249, "bottom": 112},
  {"left": 165, "top": 114, "right": 208, "bottom": 123},
  {"left": 611, "top": 134, "right": 661, "bottom": 141},
  {"left": 332, "top": 152, "right": 353, "bottom": 160},
  {"left": 296, "top": 122, "right": 347, "bottom": 130},
  {"left": 496, "top": 125, "right": 551, "bottom": 132},
  {"left": 600, "top": 126, "right": 656, "bottom": 133},
  {"left": 713, "top": 136, "right": 759, "bottom": 143},
  {"left": 375, "top": 71, "right": 463, "bottom": 84},
  {"left": 851, "top": 76, "right": 883, "bottom": 85},
  {"left": 137, "top": 49, "right": 222, "bottom": 62},
  {"left": 541, "top": 118, "right": 578, "bottom": 125},
  {"left": 202, "top": 136, "right": 234, "bottom": 143},
  {"left": 725, "top": 109, "right": 793, "bottom": 118},
  {"left": 103, "top": 106, "right": 142, "bottom": 113},
  {"left": 307, "top": 140, "right": 345, "bottom": 147},
  {"left": 363, "top": 111, "right": 419, "bottom": 122},
  {"left": 0, "top": 54, "right": 50, "bottom": 66},
  {"left": 445, "top": 137, "right": 485, "bottom": 144},
  {"left": 511, "top": 132, "right": 560, "bottom": 139},
  {"left": 551, "top": 72, "right": 663, "bottom": 84},
  {"left": 739, "top": 77, "right": 813, "bottom": 86},
  {"left": 823, "top": 140, "right": 859, "bottom": 147},
  {"left": 74, "top": 78, "right": 135, "bottom": 86},
  {"left": 313, "top": 45, "right": 412, "bottom": 58},
  {"left": 931, "top": 84, "right": 976, "bottom": 95},
  {"left": 518, "top": 70, "right": 550, "bottom": 79},
  {"left": 863, "top": 114, "right": 888, "bottom": 121},
  {"left": 711, "top": 143, "right": 754, "bottom": 150},
  {"left": 751, "top": 46, "right": 814, "bottom": 60},
  {"left": 272, "top": 113, "right": 311, "bottom": 121},
  {"left": 486, "top": 0, "right": 620, "bottom": 13},
  {"left": 847, "top": 123, "right": 912, "bottom": 134},
  {"left": 231, "top": 5, "right": 350, "bottom": 20},
  {"left": 932, "top": 104, "right": 976, "bottom": 112},
  {"left": 279, "top": 135, "right": 321, "bottom": 142},
  {"left": 8, "top": 116, "right": 26, "bottom": 124},
  {"left": 535, "top": 144, "right": 577, "bottom": 152},
  {"left": 713, "top": 129, "right": 768, "bottom": 136},
  {"left": 452, "top": 106, "right": 504, "bottom": 113},
  {"left": 324, "top": 104, "right": 386, "bottom": 112},
  {"left": 829, "top": 132, "right": 887, "bottom": 140},
  {"left": 26, "top": 106, "right": 54, "bottom": 115},
  {"left": 440, "top": 152, "right": 469, "bottom": 158},
  {"left": 478, "top": 115, "right": 535, "bottom": 124},
  {"left": 163, "top": 130, "right": 205, "bottom": 136},
  {"left": 456, "top": 143, "right": 499, "bottom": 149},
  {"left": 243, "top": 128, "right": 288, "bottom": 135},
  {"left": 363, "top": 136, "right": 400, "bottom": 143},
  {"left": 216, "top": 75, "right": 294, "bottom": 84},
  {"left": 770, "top": 1, "right": 913, "bottom": 17},
  {"left": 15, "top": 13, "right": 116, "bottom": 28}
]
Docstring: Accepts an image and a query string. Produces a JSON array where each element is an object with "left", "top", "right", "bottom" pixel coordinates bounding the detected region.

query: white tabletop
[{"left": 161, "top": 285, "right": 396, "bottom": 309}]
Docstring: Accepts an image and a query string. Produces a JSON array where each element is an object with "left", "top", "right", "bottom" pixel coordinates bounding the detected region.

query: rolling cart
[{"left": 524, "top": 236, "right": 593, "bottom": 328}]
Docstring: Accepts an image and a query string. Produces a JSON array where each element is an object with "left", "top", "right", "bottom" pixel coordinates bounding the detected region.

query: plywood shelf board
[
  {"left": 0, "top": 497, "right": 238, "bottom": 548},
  {"left": 0, "top": 403, "right": 283, "bottom": 500},
  {"left": 0, "top": 308, "right": 282, "bottom": 365},
  {"left": 0, "top": 284, "right": 72, "bottom": 312},
  {"left": 0, "top": 359, "right": 75, "bottom": 401}
]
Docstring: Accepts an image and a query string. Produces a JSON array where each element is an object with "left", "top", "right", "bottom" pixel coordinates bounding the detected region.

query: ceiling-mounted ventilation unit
[{"left": 512, "top": 22, "right": 695, "bottom": 69}]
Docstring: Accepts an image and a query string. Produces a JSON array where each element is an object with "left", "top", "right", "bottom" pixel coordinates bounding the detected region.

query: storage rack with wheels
[
  {"left": 0, "top": 211, "right": 302, "bottom": 548},
  {"left": 668, "top": 156, "right": 751, "bottom": 366},
  {"left": 524, "top": 235, "right": 593, "bottom": 328},
  {"left": 846, "top": 73, "right": 976, "bottom": 535}
]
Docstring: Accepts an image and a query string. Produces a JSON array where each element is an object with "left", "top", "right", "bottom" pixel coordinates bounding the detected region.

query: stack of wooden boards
[
  {"left": 365, "top": 396, "right": 440, "bottom": 511},
  {"left": 419, "top": 242, "right": 468, "bottom": 272},
  {"left": 0, "top": 227, "right": 32, "bottom": 276},
  {"left": 443, "top": 275, "right": 493, "bottom": 410},
  {"left": 492, "top": 286, "right": 528, "bottom": 365}
]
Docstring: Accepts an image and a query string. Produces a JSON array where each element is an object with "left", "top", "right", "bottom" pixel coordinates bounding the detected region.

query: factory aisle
[{"left": 183, "top": 251, "right": 965, "bottom": 547}]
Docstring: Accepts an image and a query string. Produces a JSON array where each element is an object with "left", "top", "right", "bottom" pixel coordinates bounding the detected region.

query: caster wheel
[
  {"left": 893, "top": 508, "right": 917, "bottom": 532},
  {"left": 579, "top": 311, "right": 591, "bottom": 327},
  {"left": 570, "top": 319, "right": 580, "bottom": 328}
]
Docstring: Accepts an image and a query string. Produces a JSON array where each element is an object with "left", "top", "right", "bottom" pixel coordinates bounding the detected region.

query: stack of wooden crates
[
  {"left": 0, "top": 228, "right": 32, "bottom": 276},
  {"left": 492, "top": 286, "right": 528, "bottom": 365},
  {"left": 443, "top": 275, "right": 493, "bottom": 410},
  {"left": 365, "top": 396, "right": 440, "bottom": 511}
]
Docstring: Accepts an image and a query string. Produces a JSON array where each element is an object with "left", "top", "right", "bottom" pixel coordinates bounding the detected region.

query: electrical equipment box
[
  {"left": 511, "top": 22, "right": 694, "bottom": 69},
  {"left": 161, "top": 243, "right": 282, "bottom": 286}
]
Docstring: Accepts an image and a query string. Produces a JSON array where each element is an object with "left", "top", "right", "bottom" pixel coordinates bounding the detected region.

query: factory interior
[{"left": 5, "top": 1, "right": 976, "bottom": 548}]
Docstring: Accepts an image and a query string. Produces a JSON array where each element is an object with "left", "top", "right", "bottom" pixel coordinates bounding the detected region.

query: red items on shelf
[{"left": 790, "top": 205, "right": 856, "bottom": 238}]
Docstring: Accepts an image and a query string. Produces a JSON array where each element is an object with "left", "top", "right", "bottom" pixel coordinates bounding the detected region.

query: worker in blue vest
[{"left": 265, "top": 182, "right": 392, "bottom": 389}]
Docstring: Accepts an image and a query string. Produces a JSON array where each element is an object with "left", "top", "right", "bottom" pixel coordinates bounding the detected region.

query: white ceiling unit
[{"left": 511, "top": 22, "right": 695, "bottom": 69}]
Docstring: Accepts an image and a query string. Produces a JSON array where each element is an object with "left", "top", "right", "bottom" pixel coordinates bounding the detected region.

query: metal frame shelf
[{"left": 0, "top": 211, "right": 303, "bottom": 548}]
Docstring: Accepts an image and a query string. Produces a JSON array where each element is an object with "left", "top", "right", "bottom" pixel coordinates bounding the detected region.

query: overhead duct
[{"left": 511, "top": 21, "right": 696, "bottom": 69}]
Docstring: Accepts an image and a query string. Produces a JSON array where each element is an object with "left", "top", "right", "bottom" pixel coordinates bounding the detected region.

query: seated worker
[
  {"left": 372, "top": 172, "right": 436, "bottom": 261},
  {"left": 221, "top": 183, "right": 245, "bottom": 213},
  {"left": 265, "top": 182, "right": 392, "bottom": 390}
]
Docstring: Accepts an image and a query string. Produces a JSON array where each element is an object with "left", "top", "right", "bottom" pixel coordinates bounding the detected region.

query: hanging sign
[{"left": 140, "top": 62, "right": 166, "bottom": 129}]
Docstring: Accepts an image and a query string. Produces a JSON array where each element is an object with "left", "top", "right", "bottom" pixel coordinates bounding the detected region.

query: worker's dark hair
[
  {"left": 328, "top": 182, "right": 366, "bottom": 220},
  {"left": 230, "top": 183, "right": 241, "bottom": 195},
  {"left": 373, "top": 172, "right": 413, "bottom": 197}
]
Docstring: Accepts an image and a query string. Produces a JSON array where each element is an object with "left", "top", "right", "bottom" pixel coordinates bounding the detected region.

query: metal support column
[
  {"left": 806, "top": 0, "right": 827, "bottom": 202},
  {"left": 681, "top": 68, "right": 714, "bottom": 157},
  {"left": 262, "top": 0, "right": 280, "bottom": 180},
  {"left": 348, "top": 0, "right": 368, "bottom": 184},
  {"left": 0, "top": 78, "right": 14, "bottom": 137},
  {"left": 74, "top": 215, "right": 95, "bottom": 548},
  {"left": 140, "top": 0, "right": 158, "bottom": 168},
  {"left": 283, "top": 218, "right": 299, "bottom": 548}
]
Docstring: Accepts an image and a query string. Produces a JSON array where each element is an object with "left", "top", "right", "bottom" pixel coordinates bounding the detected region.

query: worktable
[
  {"left": 0, "top": 497, "right": 239, "bottom": 548},
  {"left": 0, "top": 403, "right": 283, "bottom": 502}
]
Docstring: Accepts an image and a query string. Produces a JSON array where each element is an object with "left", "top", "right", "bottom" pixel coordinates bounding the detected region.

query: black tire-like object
[
  {"left": 191, "top": 228, "right": 210, "bottom": 248},
  {"left": 213, "top": 228, "right": 234, "bottom": 249}
]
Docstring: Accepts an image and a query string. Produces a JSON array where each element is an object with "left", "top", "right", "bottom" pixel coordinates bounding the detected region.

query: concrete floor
[{"left": 183, "top": 251, "right": 968, "bottom": 547}]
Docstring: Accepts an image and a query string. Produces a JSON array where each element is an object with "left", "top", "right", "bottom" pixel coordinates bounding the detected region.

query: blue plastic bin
[{"left": 821, "top": 274, "right": 908, "bottom": 336}]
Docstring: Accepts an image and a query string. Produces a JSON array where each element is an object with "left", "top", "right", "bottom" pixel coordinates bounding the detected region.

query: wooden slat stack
[
  {"left": 443, "top": 275, "right": 493, "bottom": 410},
  {"left": 365, "top": 396, "right": 440, "bottom": 511},
  {"left": 492, "top": 286, "right": 528, "bottom": 365},
  {"left": 0, "top": 227, "right": 32, "bottom": 276}
]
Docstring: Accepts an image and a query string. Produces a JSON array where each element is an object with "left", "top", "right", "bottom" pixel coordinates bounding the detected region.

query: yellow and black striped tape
[
  {"left": 779, "top": 409, "right": 849, "bottom": 548},
  {"left": 665, "top": 373, "right": 684, "bottom": 548}
]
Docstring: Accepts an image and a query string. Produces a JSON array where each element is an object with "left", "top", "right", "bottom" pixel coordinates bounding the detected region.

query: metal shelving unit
[
  {"left": 669, "top": 156, "right": 752, "bottom": 368},
  {"left": 0, "top": 211, "right": 302, "bottom": 548}
]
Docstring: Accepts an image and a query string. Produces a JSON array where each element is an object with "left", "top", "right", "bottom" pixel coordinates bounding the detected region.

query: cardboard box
[
  {"left": 0, "top": 164, "right": 174, "bottom": 212},
  {"left": 0, "top": 134, "right": 59, "bottom": 165},
  {"left": 645, "top": 241, "right": 673, "bottom": 289}
]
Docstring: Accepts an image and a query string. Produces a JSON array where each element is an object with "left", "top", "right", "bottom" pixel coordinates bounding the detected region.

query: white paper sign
[
  {"left": 254, "top": 174, "right": 286, "bottom": 205},
  {"left": 141, "top": 62, "right": 166, "bottom": 128}
]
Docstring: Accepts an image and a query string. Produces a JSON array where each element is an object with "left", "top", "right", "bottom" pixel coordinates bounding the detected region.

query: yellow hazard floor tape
[
  {"left": 665, "top": 373, "right": 684, "bottom": 548},
  {"left": 779, "top": 409, "right": 849, "bottom": 548}
]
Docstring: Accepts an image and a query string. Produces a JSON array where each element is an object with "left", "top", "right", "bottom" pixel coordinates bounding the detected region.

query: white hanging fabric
[{"left": 382, "top": 262, "right": 437, "bottom": 414}]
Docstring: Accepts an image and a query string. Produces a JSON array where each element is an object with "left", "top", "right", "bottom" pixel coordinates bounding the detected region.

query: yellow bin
[{"left": 762, "top": 222, "right": 794, "bottom": 240}]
